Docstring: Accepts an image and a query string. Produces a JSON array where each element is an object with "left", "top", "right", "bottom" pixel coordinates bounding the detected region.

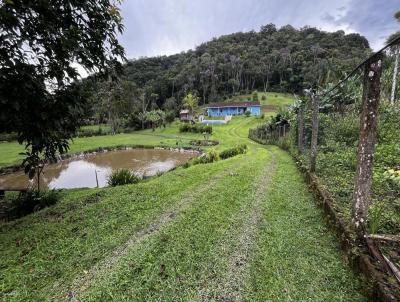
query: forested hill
[{"left": 120, "top": 24, "right": 370, "bottom": 107}]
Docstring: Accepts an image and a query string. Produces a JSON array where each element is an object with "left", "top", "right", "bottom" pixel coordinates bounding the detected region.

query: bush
[
  {"left": 192, "top": 148, "right": 219, "bottom": 165},
  {"left": 76, "top": 126, "right": 112, "bottom": 138},
  {"left": 261, "top": 95, "right": 266, "bottom": 101},
  {"left": 179, "top": 123, "right": 212, "bottom": 134},
  {"left": 252, "top": 91, "right": 258, "bottom": 102},
  {"left": 5, "top": 190, "right": 60, "bottom": 219},
  {"left": 165, "top": 111, "right": 176, "bottom": 123},
  {"left": 107, "top": 169, "right": 140, "bottom": 187},
  {"left": 205, "top": 148, "right": 219, "bottom": 162},
  {"left": 219, "top": 144, "right": 248, "bottom": 159},
  {"left": 0, "top": 132, "right": 18, "bottom": 142},
  {"left": 244, "top": 110, "right": 251, "bottom": 117}
]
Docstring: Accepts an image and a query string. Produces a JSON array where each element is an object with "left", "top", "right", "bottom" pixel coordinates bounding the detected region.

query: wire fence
[{"left": 249, "top": 36, "right": 400, "bottom": 284}]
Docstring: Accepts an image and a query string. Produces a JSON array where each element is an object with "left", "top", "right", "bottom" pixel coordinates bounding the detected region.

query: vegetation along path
[{"left": 0, "top": 117, "right": 367, "bottom": 301}]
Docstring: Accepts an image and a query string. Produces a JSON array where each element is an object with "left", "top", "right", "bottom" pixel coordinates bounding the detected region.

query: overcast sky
[{"left": 119, "top": 0, "right": 399, "bottom": 59}]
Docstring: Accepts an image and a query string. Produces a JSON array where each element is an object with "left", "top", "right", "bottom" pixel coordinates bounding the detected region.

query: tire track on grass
[
  {"left": 201, "top": 149, "right": 277, "bottom": 302},
  {"left": 54, "top": 161, "right": 248, "bottom": 302}
]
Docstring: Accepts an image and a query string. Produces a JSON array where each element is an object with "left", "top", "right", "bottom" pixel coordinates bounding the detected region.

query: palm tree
[{"left": 183, "top": 92, "right": 198, "bottom": 117}]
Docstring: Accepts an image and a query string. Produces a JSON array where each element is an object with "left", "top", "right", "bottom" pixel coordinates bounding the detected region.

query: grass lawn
[
  {"left": 0, "top": 98, "right": 367, "bottom": 300},
  {"left": 226, "top": 91, "right": 295, "bottom": 113},
  {"left": 80, "top": 124, "right": 111, "bottom": 132}
]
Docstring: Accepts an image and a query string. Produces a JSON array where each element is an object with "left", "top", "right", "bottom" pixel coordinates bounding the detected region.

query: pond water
[{"left": 0, "top": 148, "right": 196, "bottom": 189}]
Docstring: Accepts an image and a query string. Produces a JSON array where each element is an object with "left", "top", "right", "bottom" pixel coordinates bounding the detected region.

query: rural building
[
  {"left": 179, "top": 109, "right": 193, "bottom": 122},
  {"left": 206, "top": 101, "right": 261, "bottom": 116}
]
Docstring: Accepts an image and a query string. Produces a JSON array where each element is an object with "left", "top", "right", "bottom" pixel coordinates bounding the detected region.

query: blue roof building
[{"left": 206, "top": 101, "right": 261, "bottom": 117}]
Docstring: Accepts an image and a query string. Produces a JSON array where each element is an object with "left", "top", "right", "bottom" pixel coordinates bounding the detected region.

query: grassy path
[
  {"left": 0, "top": 117, "right": 366, "bottom": 301},
  {"left": 59, "top": 160, "right": 251, "bottom": 301}
]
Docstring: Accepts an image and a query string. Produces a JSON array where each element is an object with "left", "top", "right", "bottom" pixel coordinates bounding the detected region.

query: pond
[{"left": 0, "top": 148, "right": 197, "bottom": 189}]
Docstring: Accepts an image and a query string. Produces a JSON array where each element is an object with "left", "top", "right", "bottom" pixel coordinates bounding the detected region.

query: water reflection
[{"left": 0, "top": 149, "right": 196, "bottom": 189}]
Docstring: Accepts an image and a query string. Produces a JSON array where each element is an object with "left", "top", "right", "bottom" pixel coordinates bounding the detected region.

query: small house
[
  {"left": 206, "top": 101, "right": 261, "bottom": 117},
  {"left": 179, "top": 109, "right": 193, "bottom": 122}
]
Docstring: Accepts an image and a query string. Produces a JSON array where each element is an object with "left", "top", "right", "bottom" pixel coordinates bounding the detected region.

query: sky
[{"left": 119, "top": 0, "right": 400, "bottom": 59}]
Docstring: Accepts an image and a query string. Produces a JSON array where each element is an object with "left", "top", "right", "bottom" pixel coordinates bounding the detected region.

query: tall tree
[
  {"left": 388, "top": 11, "right": 400, "bottom": 104},
  {"left": 0, "top": 0, "right": 125, "bottom": 177}
]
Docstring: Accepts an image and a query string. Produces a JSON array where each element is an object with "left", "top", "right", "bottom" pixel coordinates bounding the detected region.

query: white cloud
[{"left": 119, "top": 0, "right": 399, "bottom": 58}]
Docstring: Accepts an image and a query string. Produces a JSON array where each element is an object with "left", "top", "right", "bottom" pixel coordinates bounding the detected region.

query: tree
[
  {"left": 145, "top": 110, "right": 165, "bottom": 131},
  {"left": 183, "top": 92, "right": 198, "bottom": 115},
  {"left": 0, "top": 1, "right": 125, "bottom": 180},
  {"left": 83, "top": 23, "right": 370, "bottom": 119},
  {"left": 387, "top": 11, "right": 400, "bottom": 104},
  {"left": 252, "top": 91, "right": 259, "bottom": 102}
]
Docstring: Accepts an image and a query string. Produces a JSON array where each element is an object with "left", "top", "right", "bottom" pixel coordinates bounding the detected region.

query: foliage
[
  {"left": 114, "top": 24, "right": 369, "bottom": 110},
  {"left": 165, "top": 111, "right": 176, "bottom": 124},
  {"left": 383, "top": 168, "right": 400, "bottom": 187},
  {"left": 183, "top": 92, "right": 198, "bottom": 114},
  {"left": 0, "top": 132, "right": 18, "bottom": 142},
  {"left": 145, "top": 110, "right": 166, "bottom": 131},
  {"left": 179, "top": 123, "right": 212, "bottom": 134},
  {"left": 4, "top": 190, "right": 60, "bottom": 219},
  {"left": 107, "top": 169, "right": 140, "bottom": 187},
  {"left": 76, "top": 126, "right": 111, "bottom": 138},
  {"left": 252, "top": 91, "right": 259, "bottom": 102},
  {"left": 202, "top": 148, "right": 219, "bottom": 163},
  {"left": 0, "top": 0, "right": 125, "bottom": 178},
  {"left": 219, "top": 144, "right": 248, "bottom": 159},
  {"left": 244, "top": 110, "right": 251, "bottom": 117}
]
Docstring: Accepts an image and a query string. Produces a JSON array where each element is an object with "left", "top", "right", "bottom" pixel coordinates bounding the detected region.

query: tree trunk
[
  {"left": 352, "top": 53, "right": 382, "bottom": 237},
  {"left": 298, "top": 105, "right": 305, "bottom": 153},
  {"left": 310, "top": 94, "right": 320, "bottom": 173},
  {"left": 390, "top": 46, "right": 399, "bottom": 104}
]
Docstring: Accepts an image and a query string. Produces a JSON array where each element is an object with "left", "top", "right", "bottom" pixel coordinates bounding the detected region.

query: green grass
[
  {"left": 259, "top": 91, "right": 295, "bottom": 107},
  {"left": 80, "top": 124, "right": 111, "bottom": 132},
  {"left": 226, "top": 91, "right": 295, "bottom": 110},
  {"left": 243, "top": 150, "right": 366, "bottom": 301},
  {"left": 0, "top": 116, "right": 366, "bottom": 301}
]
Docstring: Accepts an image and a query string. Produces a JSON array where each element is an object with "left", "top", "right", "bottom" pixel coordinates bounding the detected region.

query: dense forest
[{"left": 82, "top": 24, "right": 371, "bottom": 129}]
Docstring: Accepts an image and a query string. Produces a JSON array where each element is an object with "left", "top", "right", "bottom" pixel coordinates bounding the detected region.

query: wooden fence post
[
  {"left": 309, "top": 94, "right": 320, "bottom": 173},
  {"left": 353, "top": 53, "right": 383, "bottom": 236},
  {"left": 298, "top": 104, "right": 305, "bottom": 153}
]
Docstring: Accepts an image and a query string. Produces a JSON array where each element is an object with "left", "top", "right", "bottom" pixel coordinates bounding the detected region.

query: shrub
[
  {"left": 165, "top": 111, "right": 176, "bottom": 123},
  {"left": 252, "top": 91, "right": 258, "bottom": 102},
  {"left": 205, "top": 148, "right": 219, "bottom": 163},
  {"left": 5, "top": 190, "right": 60, "bottom": 219},
  {"left": 261, "top": 95, "right": 266, "bottom": 101},
  {"left": 107, "top": 169, "right": 140, "bottom": 187},
  {"left": 0, "top": 132, "right": 18, "bottom": 142},
  {"left": 76, "top": 126, "right": 111, "bottom": 138},
  {"left": 219, "top": 144, "right": 248, "bottom": 159},
  {"left": 192, "top": 148, "right": 219, "bottom": 165},
  {"left": 179, "top": 123, "right": 212, "bottom": 134},
  {"left": 244, "top": 110, "right": 251, "bottom": 117}
]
